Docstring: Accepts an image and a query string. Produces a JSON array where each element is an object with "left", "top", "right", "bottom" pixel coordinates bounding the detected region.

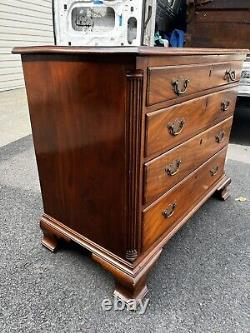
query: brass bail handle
[
  {"left": 210, "top": 165, "right": 219, "bottom": 177},
  {"left": 215, "top": 131, "right": 225, "bottom": 143},
  {"left": 225, "top": 69, "right": 236, "bottom": 82},
  {"left": 165, "top": 159, "right": 182, "bottom": 176},
  {"left": 162, "top": 203, "right": 177, "bottom": 219},
  {"left": 221, "top": 100, "right": 230, "bottom": 112},
  {"left": 168, "top": 119, "right": 185, "bottom": 136},
  {"left": 172, "top": 79, "right": 190, "bottom": 96}
]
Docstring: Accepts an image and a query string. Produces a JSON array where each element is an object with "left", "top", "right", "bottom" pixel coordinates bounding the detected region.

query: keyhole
[
  {"left": 200, "top": 139, "right": 203, "bottom": 145},
  {"left": 205, "top": 99, "right": 208, "bottom": 108},
  {"left": 209, "top": 69, "right": 212, "bottom": 77}
]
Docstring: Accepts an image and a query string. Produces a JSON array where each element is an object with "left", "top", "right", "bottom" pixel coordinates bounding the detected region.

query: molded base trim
[
  {"left": 114, "top": 285, "right": 148, "bottom": 304},
  {"left": 42, "top": 234, "right": 58, "bottom": 252},
  {"left": 215, "top": 176, "right": 231, "bottom": 200},
  {"left": 39, "top": 174, "right": 231, "bottom": 301},
  {"left": 40, "top": 213, "right": 162, "bottom": 302}
]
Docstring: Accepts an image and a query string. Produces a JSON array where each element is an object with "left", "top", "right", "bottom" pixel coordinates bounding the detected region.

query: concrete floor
[
  {"left": 0, "top": 89, "right": 31, "bottom": 148},
  {"left": 0, "top": 89, "right": 249, "bottom": 332},
  {"left": 229, "top": 98, "right": 250, "bottom": 164}
]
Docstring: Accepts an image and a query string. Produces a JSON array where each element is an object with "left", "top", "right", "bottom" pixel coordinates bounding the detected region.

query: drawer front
[
  {"left": 144, "top": 117, "right": 233, "bottom": 204},
  {"left": 143, "top": 147, "right": 227, "bottom": 250},
  {"left": 147, "top": 62, "right": 242, "bottom": 106},
  {"left": 145, "top": 88, "right": 237, "bottom": 157}
]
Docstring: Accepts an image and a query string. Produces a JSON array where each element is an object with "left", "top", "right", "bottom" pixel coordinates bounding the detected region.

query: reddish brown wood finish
[
  {"left": 12, "top": 46, "right": 248, "bottom": 56},
  {"left": 186, "top": 1, "right": 250, "bottom": 49},
  {"left": 190, "top": 0, "right": 250, "bottom": 10},
  {"left": 13, "top": 46, "right": 246, "bottom": 303},
  {"left": 21, "top": 54, "right": 134, "bottom": 258},
  {"left": 145, "top": 88, "right": 237, "bottom": 158},
  {"left": 147, "top": 62, "right": 242, "bottom": 106},
  {"left": 215, "top": 177, "right": 232, "bottom": 201},
  {"left": 144, "top": 117, "right": 233, "bottom": 204}
]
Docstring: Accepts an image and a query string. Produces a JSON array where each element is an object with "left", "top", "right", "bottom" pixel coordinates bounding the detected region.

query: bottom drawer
[{"left": 143, "top": 147, "right": 227, "bottom": 251}]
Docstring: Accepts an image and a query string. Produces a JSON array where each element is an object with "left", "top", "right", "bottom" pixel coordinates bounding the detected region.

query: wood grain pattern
[
  {"left": 143, "top": 148, "right": 228, "bottom": 251},
  {"left": 186, "top": 1, "right": 250, "bottom": 49},
  {"left": 147, "top": 62, "right": 242, "bottom": 106},
  {"left": 22, "top": 53, "right": 134, "bottom": 258},
  {"left": 187, "top": 13, "right": 250, "bottom": 49},
  {"left": 145, "top": 88, "right": 237, "bottom": 158},
  {"left": 144, "top": 117, "right": 233, "bottom": 204}
]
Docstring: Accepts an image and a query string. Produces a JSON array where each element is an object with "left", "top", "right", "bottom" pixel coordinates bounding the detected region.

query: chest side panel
[{"left": 22, "top": 54, "right": 134, "bottom": 257}]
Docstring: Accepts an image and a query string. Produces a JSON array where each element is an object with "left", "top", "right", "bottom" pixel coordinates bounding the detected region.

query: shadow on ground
[{"left": 231, "top": 97, "right": 250, "bottom": 146}]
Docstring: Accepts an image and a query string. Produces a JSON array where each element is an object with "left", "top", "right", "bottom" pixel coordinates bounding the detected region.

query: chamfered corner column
[{"left": 124, "top": 70, "right": 144, "bottom": 265}]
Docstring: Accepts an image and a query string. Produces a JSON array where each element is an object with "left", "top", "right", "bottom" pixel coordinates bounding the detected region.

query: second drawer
[
  {"left": 145, "top": 88, "right": 237, "bottom": 157},
  {"left": 144, "top": 117, "right": 233, "bottom": 204}
]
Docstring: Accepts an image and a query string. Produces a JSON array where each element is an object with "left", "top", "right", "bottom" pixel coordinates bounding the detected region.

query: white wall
[{"left": 0, "top": 0, "right": 54, "bottom": 91}]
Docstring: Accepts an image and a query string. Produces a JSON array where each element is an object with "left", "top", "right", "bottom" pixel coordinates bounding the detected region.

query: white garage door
[{"left": 0, "top": 0, "right": 54, "bottom": 91}]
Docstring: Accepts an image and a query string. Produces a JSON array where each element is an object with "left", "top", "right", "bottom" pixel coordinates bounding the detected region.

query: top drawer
[{"left": 147, "top": 62, "right": 242, "bottom": 106}]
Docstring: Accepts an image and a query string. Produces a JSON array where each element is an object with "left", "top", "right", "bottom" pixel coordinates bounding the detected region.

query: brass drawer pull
[
  {"left": 162, "top": 203, "right": 176, "bottom": 219},
  {"left": 210, "top": 166, "right": 219, "bottom": 177},
  {"left": 221, "top": 100, "right": 230, "bottom": 112},
  {"left": 172, "top": 79, "right": 190, "bottom": 96},
  {"left": 215, "top": 131, "right": 225, "bottom": 143},
  {"left": 224, "top": 69, "right": 236, "bottom": 82},
  {"left": 168, "top": 119, "right": 185, "bottom": 136},
  {"left": 165, "top": 159, "right": 182, "bottom": 176}
]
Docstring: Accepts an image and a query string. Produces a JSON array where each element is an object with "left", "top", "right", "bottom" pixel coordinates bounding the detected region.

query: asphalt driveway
[{"left": 0, "top": 133, "right": 249, "bottom": 333}]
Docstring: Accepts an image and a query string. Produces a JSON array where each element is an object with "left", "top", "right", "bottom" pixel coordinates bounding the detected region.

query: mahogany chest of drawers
[{"left": 13, "top": 46, "right": 247, "bottom": 302}]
